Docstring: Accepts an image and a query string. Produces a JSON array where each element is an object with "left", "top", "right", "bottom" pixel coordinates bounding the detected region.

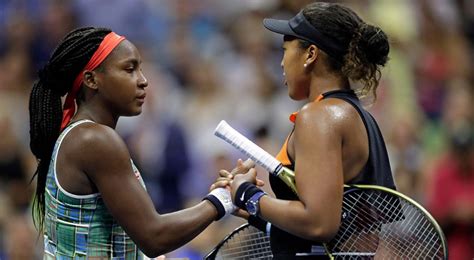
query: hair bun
[{"left": 358, "top": 24, "right": 389, "bottom": 66}]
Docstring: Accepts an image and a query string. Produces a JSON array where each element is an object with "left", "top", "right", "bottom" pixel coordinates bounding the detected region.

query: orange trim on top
[
  {"left": 276, "top": 134, "right": 292, "bottom": 166},
  {"left": 289, "top": 112, "right": 298, "bottom": 123},
  {"left": 288, "top": 94, "right": 325, "bottom": 123},
  {"left": 316, "top": 94, "right": 324, "bottom": 102}
]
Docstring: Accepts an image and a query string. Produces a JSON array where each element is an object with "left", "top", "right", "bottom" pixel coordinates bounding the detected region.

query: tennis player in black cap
[{"left": 225, "top": 2, "right": 395, "bottom": 259}]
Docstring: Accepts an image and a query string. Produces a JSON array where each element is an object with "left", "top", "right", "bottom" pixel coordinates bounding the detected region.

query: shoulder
[
  {"left": 65, "top": 122, "right": 131, "bottom": 167},
  {"left": 70, "top": 122, "right": 126, "bottom": 148},
  {"left": 296, "top": 98, "right": 359, "bottom": 130}
]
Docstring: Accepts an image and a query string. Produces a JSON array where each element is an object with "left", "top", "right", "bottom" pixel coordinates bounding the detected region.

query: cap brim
[{"left": 263, "top": 18, "right": 297, "bottom": 37}]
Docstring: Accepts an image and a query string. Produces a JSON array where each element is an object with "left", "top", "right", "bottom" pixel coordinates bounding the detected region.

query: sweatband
[
  {"left": 234, "top": 182, "right": 264, "bottom": 209},
  {"left": 204, "top": 188, "right": 236, "bottom": 220}
]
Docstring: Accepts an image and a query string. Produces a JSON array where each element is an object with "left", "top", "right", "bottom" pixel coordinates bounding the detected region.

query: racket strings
[
  {"left": 335, "top": 192, "right": 423, "bottom": 256},
  {"left": 330, "top": 190, "right": 444, "bottom": 259},
  {"left": 217, "top": 226, "right": 272, "bottom": 259},
  {"left": 334, "top": 192, "right": 384, "bottom": 250},
  {"left": 337, "top": 192, "right": 408, "bottom": 253},
  {"left": 333, "top": 192, "right": 391, "bottom": 255},
  {"left": 382, "top": 197, "right": 443, "bottom": 258},
  {"left": 211, "top": 191, "right": 445, "bottom": 259},
  {"left": 338, "top": 192, "right": 432, "bottom": 256}
]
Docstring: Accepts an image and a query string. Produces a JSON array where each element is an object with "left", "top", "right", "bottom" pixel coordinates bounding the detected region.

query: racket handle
[
  {"left": 214, "top": 120, "right": 281, "bottom": 173},
  {"left": 214, "top": 120, "right": 298, "bottom": 195},
  {"left": 276, "top": 166, "right": 297, "bottom": 195}
]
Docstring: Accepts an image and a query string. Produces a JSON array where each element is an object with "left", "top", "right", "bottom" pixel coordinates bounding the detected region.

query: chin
[
  {"left": 124, "top": 109, "right": 143, "bottom": 117},
  {"left": 288, "top": 91, "right": 304, "bottom": 101},
  {"left": 288, "top": 89, "right": 308, "bottom": 101},
  {"left": 134, "top": 109, "right": 143, "bottom": 116},
  {"left": 288, "top": 94, "right": 298, "bottom": 101},
  {"left": 288, "top": 89, "right": 296, "bottom": 99}
]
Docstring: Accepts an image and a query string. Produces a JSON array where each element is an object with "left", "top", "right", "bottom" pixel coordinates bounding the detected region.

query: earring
[{"left": 304, "top": 63, "right": 308, "bottom": 68}]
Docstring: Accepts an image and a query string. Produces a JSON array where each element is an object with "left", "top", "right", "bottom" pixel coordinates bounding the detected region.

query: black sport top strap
[{"left": 322, "top": 90, "right": 396, "bottom": 190}]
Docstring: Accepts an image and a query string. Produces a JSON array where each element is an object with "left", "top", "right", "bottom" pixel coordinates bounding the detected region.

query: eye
[{"left": 125, "top": 67, "right": 135, "bottom": 73}]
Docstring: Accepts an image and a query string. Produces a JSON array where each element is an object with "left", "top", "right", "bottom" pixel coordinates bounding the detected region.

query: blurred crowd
[{"left": 0, "top": 0, "right": 472, "bottom": 259}]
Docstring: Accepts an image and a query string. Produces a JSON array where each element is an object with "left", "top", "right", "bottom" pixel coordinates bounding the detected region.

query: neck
[
  {"left": 307, "top": 70, "right": 350, "bottom": 101},
  {"left": 73, "top": 103, "right": 119, "bottom": 129}
]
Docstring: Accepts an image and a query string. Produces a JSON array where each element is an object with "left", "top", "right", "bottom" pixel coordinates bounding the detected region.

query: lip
[{"left": 136, "top": 93, "right": 146, "bottom": 102}]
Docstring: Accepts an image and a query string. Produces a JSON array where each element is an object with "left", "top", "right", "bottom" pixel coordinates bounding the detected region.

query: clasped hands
[{"left": 210, "top": 159, "right": 264, "bottom": 218}]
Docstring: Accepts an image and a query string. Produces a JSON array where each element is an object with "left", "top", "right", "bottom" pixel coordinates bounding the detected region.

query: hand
[
  {"left": 230, "top": 167, "right": 258, "bottom": 201},
  {"left": 219, "top": 158, "right": 264, "bottom": 183},
  {"left": 232, "top": 208, "right": 250, "bottom": 219},
  {"left": 210, "top": 159, "right": 256, "bottom": 191},
  {"left": 231, "top": 158, "right": 256, "bottom": 175},
  {"left": 209, "top": 176, "right": 231, "bottom": 191}
]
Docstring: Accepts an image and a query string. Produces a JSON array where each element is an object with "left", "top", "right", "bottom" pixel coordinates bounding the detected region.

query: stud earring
[{"left": 303, "top": 63, "right": 307, "bottom": 68}]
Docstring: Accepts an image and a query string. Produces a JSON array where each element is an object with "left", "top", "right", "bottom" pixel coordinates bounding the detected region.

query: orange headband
[{"left": 60, "top": 32, "right": 126, "bottom": 130}]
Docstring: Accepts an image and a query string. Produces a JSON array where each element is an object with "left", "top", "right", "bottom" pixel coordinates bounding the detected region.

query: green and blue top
[{"left": 43, "top": 120, "right": 146, "bottom": 259}]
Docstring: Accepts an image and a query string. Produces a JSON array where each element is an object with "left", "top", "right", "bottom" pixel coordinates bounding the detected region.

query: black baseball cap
[{"left": 263, "top": 11, "right": 346, "bottom": 62}]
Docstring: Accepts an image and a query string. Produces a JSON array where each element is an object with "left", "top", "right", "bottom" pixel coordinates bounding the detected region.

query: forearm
[
  {"left": 143, "top": 201, "right": 217, "bottom": 256},
  {"left": 259, "top": 196, "right": 338, "bottom": 242}
]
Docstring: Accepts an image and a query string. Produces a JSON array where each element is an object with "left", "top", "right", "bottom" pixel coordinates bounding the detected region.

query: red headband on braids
[{"left": 60, "top": 32, "right": 125, "bottom": 130}]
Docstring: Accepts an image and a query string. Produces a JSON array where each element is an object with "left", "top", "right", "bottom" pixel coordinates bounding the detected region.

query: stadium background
[{"left": 0, "top": 0, "right": 472, "bottom": 259}]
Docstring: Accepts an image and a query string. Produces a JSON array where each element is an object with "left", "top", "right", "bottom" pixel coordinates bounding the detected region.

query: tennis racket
[
  {"left": 210, "top": 120, "right": 448, "bottom": 259},
  {"left": 205, "top": 224, "right": 272, "bottom": 260}
]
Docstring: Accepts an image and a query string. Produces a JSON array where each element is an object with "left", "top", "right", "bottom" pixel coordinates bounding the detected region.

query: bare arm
[
  {"left": 78, "top": 124, "right": 219, "bottom": 257},
  {"left": 232, "top": 100, "right": 347, "bottom": 242}
]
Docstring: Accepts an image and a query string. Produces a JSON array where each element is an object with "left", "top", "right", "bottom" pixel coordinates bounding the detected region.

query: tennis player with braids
[
  {"left": 224, "top": 3, "right": 396, "bottom": 259},
  {"left": 29, "top": 27, "right": 249, "bottom": 259}
]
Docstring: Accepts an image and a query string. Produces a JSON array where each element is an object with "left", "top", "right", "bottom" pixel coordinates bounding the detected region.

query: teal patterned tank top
[{"left": 43, "top": 120, "right": 147, "bottom": 259}]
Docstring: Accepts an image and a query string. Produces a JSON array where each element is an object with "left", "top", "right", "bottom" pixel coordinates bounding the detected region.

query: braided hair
[
  {"left": 29, "top": 27, "right": 111, "bottom": 231},
  {"left": 300, "top": 3, "right": 390, "bottom": 101}
]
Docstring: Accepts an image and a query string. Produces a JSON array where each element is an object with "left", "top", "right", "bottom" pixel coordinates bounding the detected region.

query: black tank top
[{"left": 268, "top": 90, "right": 396, "bottom": 258}]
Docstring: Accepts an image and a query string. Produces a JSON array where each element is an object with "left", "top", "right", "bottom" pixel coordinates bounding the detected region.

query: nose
[
  {"left": 138, "top": 70, "right": 148, "bottom": 88},
  {"left": 280, "top": 58, "right": 284, "bottom": 69}
]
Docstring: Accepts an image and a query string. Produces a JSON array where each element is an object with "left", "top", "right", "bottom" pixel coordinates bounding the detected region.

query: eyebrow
[{"left": 121, "top": 58, "right": 141, "bottom": 66}]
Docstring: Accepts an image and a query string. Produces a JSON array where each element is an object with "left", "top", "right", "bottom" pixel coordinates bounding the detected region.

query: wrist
[
  {"left": 234, "top": 182, "right": 265, "bottom": 210},
  {"left": 203, "top": 188, "right": 236, "bottom": 220},
  {"left": 245, "top": 191, "right": 265, "bottom": 216}
]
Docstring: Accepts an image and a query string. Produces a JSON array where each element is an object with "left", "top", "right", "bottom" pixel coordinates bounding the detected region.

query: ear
[
  {"left": 305, "top": 45, "right": 319, "bottom": 67},
  {"left": 82, "top": 70, "right": 99, "bottom": 90}
]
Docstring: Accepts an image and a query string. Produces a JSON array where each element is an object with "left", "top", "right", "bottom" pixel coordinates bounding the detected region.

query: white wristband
[{"left": 207, "top": 188, "right": 238, "bottom": 219}]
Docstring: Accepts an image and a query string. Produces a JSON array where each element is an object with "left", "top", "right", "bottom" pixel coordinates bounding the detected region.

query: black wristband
[
  {"left": 248, "top": 215, "right": 268, "bottom": 233},
  {"left": 234, "top": 182, "right": 263, "bottom": 209},
  {"left": 203, "top": 195, "right": 225, "bottom": 220}
]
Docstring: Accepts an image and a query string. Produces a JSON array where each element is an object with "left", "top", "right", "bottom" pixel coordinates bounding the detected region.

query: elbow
[
  {"left": 139, "top": 243, "right": 168, "bottom": 258},
  {"left": 136, "top": 234, "right": 170, "bottom": 257},
  {"left": 303, "top": 221, "right": 340, "bottom": 242},
  {"left": 308, "top": 227, "right": 338, "bottom": 243},
  {"left": 142, "top": 250, "right": 166, "bottom": 259}
]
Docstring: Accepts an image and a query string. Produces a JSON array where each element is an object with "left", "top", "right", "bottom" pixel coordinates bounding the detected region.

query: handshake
[{"left": 203, "top": 159, "right": 266, "bottom": 220}]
